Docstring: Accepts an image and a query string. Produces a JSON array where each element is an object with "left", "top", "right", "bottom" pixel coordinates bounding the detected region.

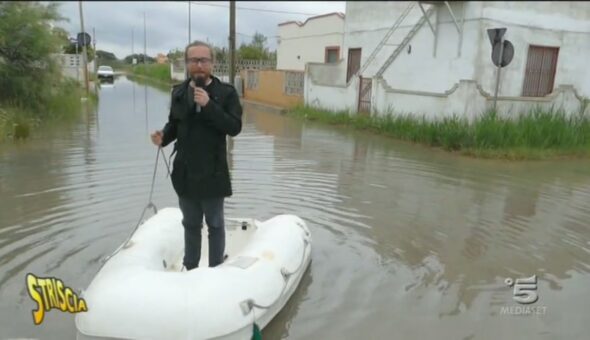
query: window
[
  {"left": 325, "top": 46, "right": 340, "bottom": 63},
  {"left": 522, "top": 46, "right": 559, "bottom": 97},
  {"left": 284, "top": 71, "right": 304, "bottom": 96}
]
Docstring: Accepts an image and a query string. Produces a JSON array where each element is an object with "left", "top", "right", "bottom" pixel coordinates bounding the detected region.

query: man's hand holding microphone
[{"left": 190, "top": 76, "right": 209, "bottom": 113}]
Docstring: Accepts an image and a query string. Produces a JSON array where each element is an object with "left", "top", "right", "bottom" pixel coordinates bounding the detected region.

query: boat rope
[{"left": 96, "top": 146, "right": 169, "bottom": 271}]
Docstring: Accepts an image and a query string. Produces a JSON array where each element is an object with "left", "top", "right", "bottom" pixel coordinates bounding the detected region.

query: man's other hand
[{"left": 151, "top": 130, "right": 163, "bottom": 146}]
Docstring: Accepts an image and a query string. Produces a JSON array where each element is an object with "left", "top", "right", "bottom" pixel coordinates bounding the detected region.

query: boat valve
[{"left": 240, "top": 299, "right": 254, "bottom": 315}]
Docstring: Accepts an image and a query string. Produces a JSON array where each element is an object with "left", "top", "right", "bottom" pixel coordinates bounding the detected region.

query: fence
[{"left": 171, "top": 59, "right": 276, "bottom": 82}]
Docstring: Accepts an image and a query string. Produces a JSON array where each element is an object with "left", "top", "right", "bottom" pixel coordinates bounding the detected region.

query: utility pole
[
  {"left": 93, "top": 27, "right": 96, "bottom": 71},
  {"left": 229, "top": 1, "right": 235, "bottom": 86},
  {"left": 78, "top": 1, "right": 89, "bottom": 96},
  {"left": 186, "top": 1, "right": 191, "bottom": 80},
  {"left": 143, "top": 11, "right": 147, "bottom": 64}
]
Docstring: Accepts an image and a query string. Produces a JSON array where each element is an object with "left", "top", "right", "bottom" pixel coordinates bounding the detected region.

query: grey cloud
[{"left": 52, "top": 1, "right": 345, "bottom": 60}]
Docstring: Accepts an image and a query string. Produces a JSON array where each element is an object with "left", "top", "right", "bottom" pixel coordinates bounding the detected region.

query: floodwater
[{"left": 1, "top": 75, "right": 589, "bottom": 340}]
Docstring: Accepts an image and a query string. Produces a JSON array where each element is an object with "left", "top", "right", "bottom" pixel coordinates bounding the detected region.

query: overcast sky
[{"left": 53, "top": 1, "right": 346, "bottom": 60}]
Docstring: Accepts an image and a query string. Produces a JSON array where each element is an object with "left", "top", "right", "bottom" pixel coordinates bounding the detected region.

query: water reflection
[{"left": 241, "top": 106, "right": 590, "bottom": 338}]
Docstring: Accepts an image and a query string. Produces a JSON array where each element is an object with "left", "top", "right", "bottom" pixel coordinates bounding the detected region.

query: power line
[{"left": 189, "top": 1, "right": 322, "bottom": 16}]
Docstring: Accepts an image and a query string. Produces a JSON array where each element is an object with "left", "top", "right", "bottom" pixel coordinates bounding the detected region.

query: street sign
[
  {"left": 487, "top": 28, "right": 506, "bottom": 46},
  {"left": 492, "top": 40, "right": 514, "bottom": 67},
  {"left": 487, "top": 28, "right": 512, "bottom": 111},
  {"left": 77, "top": 32, "right": 91, "bottom": 48}
]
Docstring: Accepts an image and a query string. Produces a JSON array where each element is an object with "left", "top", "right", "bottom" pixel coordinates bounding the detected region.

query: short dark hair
[{"left": 184, "top": 40, "right": 214, "bottom": 63}]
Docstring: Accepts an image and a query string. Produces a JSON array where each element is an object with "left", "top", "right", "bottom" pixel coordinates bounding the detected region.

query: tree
[
  {"left": 96, "top": 50, "right": 117, "bottom": 61},
  {"left": 251, "top": 32, "right": 267, "bottom": 51},
  {"left": 63, "top": 42, "right": 95, "bottom": 62},
  {"left": 0, "top": 1, "right": 68, "bottom": 108},
  {"left": 123, "top": 53, "right": 155, "bottom": 64},
  {"left": 167, "top": 48, "right": 184, "bottom": 62},
  {"left": 237, "top": 32, "right": 272, "bottom": 61}
]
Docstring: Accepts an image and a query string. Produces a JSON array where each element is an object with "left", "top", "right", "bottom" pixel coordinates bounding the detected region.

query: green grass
[
  {"left": 287, "top": 104, "right": 590, "bottom": 160},
  {"left": 130, "top": 63, "right": 172, "bottom": 85},
  {"left": 0, "top": 78, "right": 94, "bottom": 143}
]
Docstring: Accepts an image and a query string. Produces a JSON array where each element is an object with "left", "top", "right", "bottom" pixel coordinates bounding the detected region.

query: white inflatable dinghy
[{"left": 75, "top": 207, "right": 312, "bottom": 340}]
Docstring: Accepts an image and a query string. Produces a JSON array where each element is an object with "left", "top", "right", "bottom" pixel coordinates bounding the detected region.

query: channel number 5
[{"left": 505, "top": 275, "right": 539, "bottom": 304}]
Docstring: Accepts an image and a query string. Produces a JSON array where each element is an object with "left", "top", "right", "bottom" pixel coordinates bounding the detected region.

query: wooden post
[
  {"left": 78, "top": 1, "right": 89, "bottom": 96},
  {"left": 229, "top": 1, "right": 235, "bottom": 86}
]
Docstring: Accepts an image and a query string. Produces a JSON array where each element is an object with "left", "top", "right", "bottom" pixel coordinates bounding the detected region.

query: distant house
[
  {"left": 277, "top": 12, "right": 345, "bottom": 71},
  {"left": 156, "top": 53, "right": 168, "bottom": 64},
  {"left": 306, "top": 1, "right": 590, "bottom": 118}
]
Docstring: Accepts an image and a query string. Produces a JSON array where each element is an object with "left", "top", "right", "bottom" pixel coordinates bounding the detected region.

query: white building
[
  {"left": 305, "top": 1, "right": 590, "bottom": 119},
  {"left": 277, "top": 12, "right": 345, "bottom": 71}
]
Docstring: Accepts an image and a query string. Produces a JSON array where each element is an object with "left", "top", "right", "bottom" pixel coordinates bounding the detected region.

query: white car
[{"left": 97, "top": 65, "right": 114, "bottom": 80}]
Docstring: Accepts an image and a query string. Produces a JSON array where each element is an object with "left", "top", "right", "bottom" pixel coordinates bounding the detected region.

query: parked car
[{"left": 97, "top": 65, "right": 114, "bottom": 80}]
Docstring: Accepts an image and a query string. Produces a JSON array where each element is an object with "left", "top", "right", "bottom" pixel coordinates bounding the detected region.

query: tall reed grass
[{"left": 288, "top": 104, "right": 590, "bottom": 160}]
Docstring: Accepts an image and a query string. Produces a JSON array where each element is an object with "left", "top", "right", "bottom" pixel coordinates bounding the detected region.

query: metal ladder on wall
[
  {"left": 357, "top": 2, "right": 416, "bottom": 77},
  {"left": 374, "top": 4, "right": 437, "bottom": 78}
]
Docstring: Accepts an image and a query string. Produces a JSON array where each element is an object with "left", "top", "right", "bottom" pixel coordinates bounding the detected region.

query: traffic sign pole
[{"left": 493, "top": 36, "right": 505, "bottom": 112}]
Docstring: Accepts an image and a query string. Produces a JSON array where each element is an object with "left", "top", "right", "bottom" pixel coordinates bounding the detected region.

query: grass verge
[{"left": 286, "top": 104, "right": 590, "bottom": 160}]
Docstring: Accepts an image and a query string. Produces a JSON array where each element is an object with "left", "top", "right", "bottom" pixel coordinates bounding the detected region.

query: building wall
[
  {"left": 343, "top": 1, "right": 481, "bottom": 93},
  {"left": 305, "top": 1, "right": 590, "bottom": 118},
  {"left": 277, "top": 14, "right": 344, "bottom": 71},
  {"left": 475, "top": 1, "right": 590, "bottom": 97},
  {"left": 343, "top": 1, "right": 590, "bottom": 96},
  {"left": 305, "top": 69, "right": 358, "bottom": 113},
  {"left": 372, "top": 79, "right": 588, "bottom": 121}
]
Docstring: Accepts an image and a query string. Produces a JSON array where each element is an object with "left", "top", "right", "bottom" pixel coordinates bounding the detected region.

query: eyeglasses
[{"left": 186, "top": 57, "right": 212, "bottom": 65}]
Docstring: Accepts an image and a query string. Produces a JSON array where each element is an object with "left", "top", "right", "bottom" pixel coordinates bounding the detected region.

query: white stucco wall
[
  {"left": 306, "top": 1, "right": 590, "bottom": 119},
  {"left": 373, "top": 79, "right": 587, "bottom": 121},
  {"left": 343, "top": 1, "right": 590, "bottom": 97},
  {"left": 342, "top": 2, "right": 484, "bottom": 93},
  {"left": 277, "top": 14, "right": 344, "bottom": 71},
  {"left": 305, "top": 64, "right": 358, "bottom": 113}
]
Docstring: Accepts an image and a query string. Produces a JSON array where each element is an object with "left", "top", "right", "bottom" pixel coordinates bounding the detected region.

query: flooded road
[{"left": 1, "top": 75, "right": 589, "bottom": 340}]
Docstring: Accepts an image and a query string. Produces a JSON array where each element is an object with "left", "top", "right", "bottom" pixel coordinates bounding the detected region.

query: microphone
[{"left": 192, "top": 76, "right": 206, "bottom": 113}]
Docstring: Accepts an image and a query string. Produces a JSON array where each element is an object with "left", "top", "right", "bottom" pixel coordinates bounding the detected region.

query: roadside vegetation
[
  {"left": 0, "top": 2, "right": 97, "bottom": 143},
  {"left": 129, "top": 63, "right": 173, "bottom": 85},
  {"left": 288, "top": 104, "right": 590, "bottom": 160}
]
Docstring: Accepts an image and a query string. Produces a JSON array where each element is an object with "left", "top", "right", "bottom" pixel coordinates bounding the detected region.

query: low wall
[
  {"left": 305, "top": 71, "right": 589, "bottom": 120},
  {"left": 55, "top": 54, "right": 95, "bottom": 82},
  {"left": 242, "top": 69, "right": 303, "bottom": 109},
  {"left": 374, "top": 79, "right": 589, "bottom": 121}
]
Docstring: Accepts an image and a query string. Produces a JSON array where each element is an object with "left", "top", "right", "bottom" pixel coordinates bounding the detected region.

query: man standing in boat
[{"left": 150, "top": 41, "right": 243, "bottom": 269}]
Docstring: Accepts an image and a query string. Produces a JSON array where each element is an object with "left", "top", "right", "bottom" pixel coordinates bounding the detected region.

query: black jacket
[{"left": 161, "top": 76, "right": 242, "bottom": 199}]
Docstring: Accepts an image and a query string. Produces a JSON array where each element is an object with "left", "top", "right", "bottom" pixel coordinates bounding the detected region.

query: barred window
[{"left": 284, "top": 71, "right": 303, "bottom": 96}]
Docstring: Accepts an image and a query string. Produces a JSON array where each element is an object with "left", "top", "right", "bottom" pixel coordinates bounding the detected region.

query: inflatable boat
[{"left": 75, "top": 207, "right": 312, "bottom": 340}]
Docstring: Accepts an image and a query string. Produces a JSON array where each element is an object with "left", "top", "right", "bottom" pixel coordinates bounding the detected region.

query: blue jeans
[{"left": 178, "top": 196, "right": 225, "bottom": 269}]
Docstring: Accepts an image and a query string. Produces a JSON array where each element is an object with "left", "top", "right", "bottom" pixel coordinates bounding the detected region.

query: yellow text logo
[{"left": 26, "top": 273, "right": 88, "bottom": 325}]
